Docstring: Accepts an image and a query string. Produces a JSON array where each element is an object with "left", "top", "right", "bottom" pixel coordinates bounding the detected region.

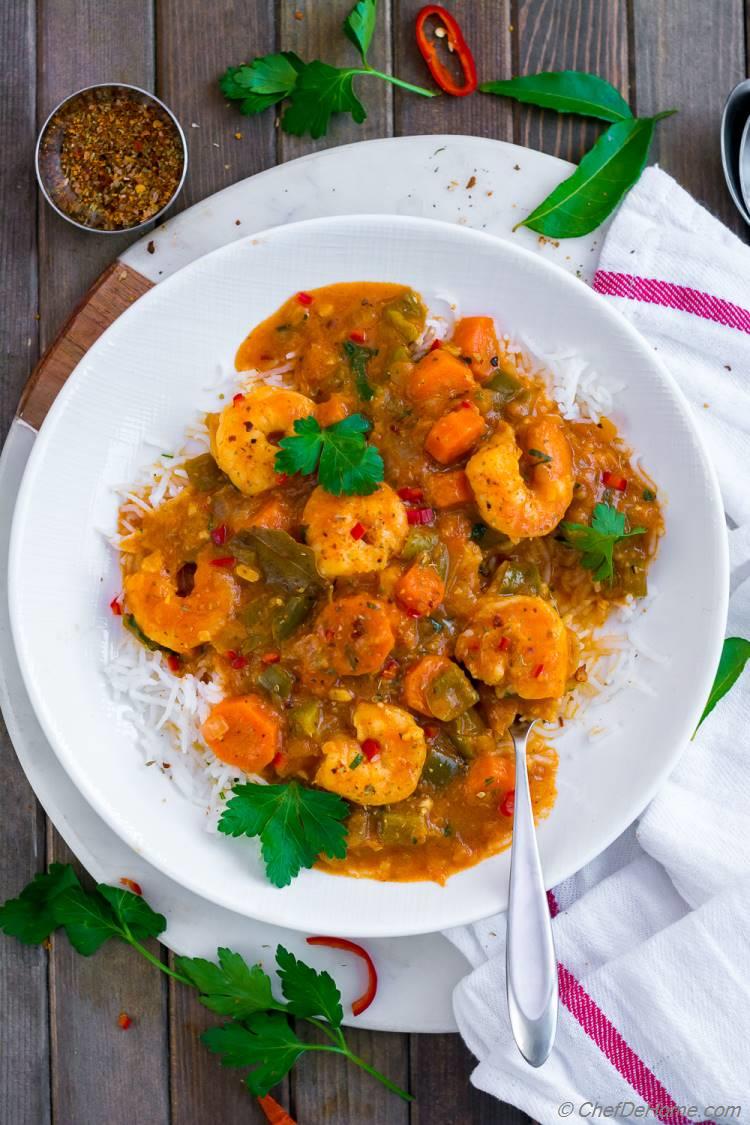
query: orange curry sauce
[{"left": 118, "top": 283, "right": 663, "bottom": 884}]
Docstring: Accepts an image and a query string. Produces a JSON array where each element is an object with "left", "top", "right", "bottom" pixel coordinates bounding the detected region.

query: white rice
[{"left": 104, "top": 304, "right": 668, "bottom": 817}]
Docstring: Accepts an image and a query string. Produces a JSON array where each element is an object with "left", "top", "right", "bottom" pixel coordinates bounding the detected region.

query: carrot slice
[
  {"left": 451, "top": 316, "right": 500, "bottom": 382},
  {"left": 394, "top": 564, "right": 445, "bottom": 617},
  {"left": 427, "top": 469, "right": 474, "bottom": 509},
  {"left": 315, "top": 393, "right": 350, "bottom": 428},
  {"left": 464, "top": 753, "right": 515, "bottom": 798},
  {"left": 201, "top": 694, "right": 280, "bottom": 772},
  {"left": 402, "top": 655, "right": 453, "bottom": 715},
  {"left": 424, "top": 403, "right": 486, "bottom": 464},
  {"left": 406, "top": 349, "right": 475, "bottom": 410}
]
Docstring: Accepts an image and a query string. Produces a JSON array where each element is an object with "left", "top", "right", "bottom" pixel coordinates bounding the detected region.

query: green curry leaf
[
  {"left": 696, "top": 637, "right": 750, "bottom": 733},
  {"left": 481, "top": 70, "right": 632, "bottom": 123}
]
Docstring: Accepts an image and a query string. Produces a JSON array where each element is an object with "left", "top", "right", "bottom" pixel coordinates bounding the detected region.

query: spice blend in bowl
[{"left": 36, "top": 84, "right": 187, "bottom": 233}]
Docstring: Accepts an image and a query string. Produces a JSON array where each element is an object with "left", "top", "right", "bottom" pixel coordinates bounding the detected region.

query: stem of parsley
[
  {"left": 359, "top": 65, "right": 438, "bottom": 97},
  {"left": 301, "top": 1016, "right": 413, "bottom": 1100},
  {"left": 124, "top": 929, "right": 192, "bottom": 986}
]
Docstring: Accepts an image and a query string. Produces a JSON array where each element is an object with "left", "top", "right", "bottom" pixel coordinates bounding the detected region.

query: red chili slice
[
  {"left": 500, "top": 790, "right": 515, "bottom": 817},
  {"left": 211, "top": 524, "right": 229, "bottom": 546},
  {"left": 397, "top": 486, "right": 424, "bottom": 502},
  {"left": 119, "top": 877, "right": 142, "bottom": 896},
  {"left": 350, "top": 521, "right": 367, "bottom": 540},
  {"left": 361, "top": 738, "right": 381, "bottom": 760},
  {"left": 117, "top": 1011, "right": 133, "bottom": 1030},
  {"left": 349, "top": 330, "right": 367, "bottom": 343},
  {"left": 297, "top": 291, "right": 314, "bottom": 306},
  {"left": 210, "top": 556, "right": 236, "bottom": 568},
  {"left": 415, "top": 5, "right": 478, "bottom": 97},
  {"left": 406, "top": 506, "right": 435, "bottom": 525},
  {"left": 602, "top": 470, "right": 628, "bottom": 492},
  {"left": 225, "top": 650, "right": 248, "bottom": 670},
  {"left": 110, "top": 596, "right": 123, "bottom": 616},
  {"left": 306, "top": 936, "right": 378, "bottom": 1017}
]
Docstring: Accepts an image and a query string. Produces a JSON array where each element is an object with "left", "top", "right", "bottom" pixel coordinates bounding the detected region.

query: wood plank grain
[
  {"left": 632, "top": 0, "right": 745, "bottom": 234},
  {"left": 393, "top": 0, "right": 513, "bottom": 141},
  {"left": 156, "top": 0, "right": 276, "bottom": 212},
  {"left": 18, "top": 263, "right": 153, "bottom": 430},
  {"left": 278, "top": 0, "right": 393, "bottom": 161},
  {"left": 168, "top": 959, "right": 288, "bottom": 1125},
  {"left": 36, "top": 0, "right": 155, "bottom": 349},
  {"left": 515, "top": 0, "right": 629, "bottom": 161},
  {"left": 0, "top": 2, "right": 50, "bottom": 1123},
  {"left": 410, "top": 1033, "right": 534, "bottom": 1124},
  {"left": 292, "top": 1023, "right": 410, "bottom": 1123},
  {"left": 46, "top": 836, "right": 170, "bottom": 1125}
]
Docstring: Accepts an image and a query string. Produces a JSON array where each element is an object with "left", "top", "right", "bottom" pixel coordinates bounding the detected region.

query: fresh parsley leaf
[
  {"left": 0, "top": 863, "right": 79, "bottom": 945},
  {"left": 560, "top": 502, "right": 645, "bottom": 583},
  {"left": 220, "top": 53, "right": 304, "bottom": 115},
  {"left": 276, "top": 944, "right": 344, "bottom": 1027},
  {"left": 202, "top": 1012, "right": 307, "bottom": 1096},
  {"left": 343, "top": 0, "right": 378, "bottom": 62},
  {"left": 177, "top": 947, "right": 278, "bottom": 1018},
  {"left": 96, "top": 884, "right": 166, "bottom": 942},
  {"left": 274, "top": 415, "right": 384, "bottom": 497},
  {"left": 52, "top": 887, "right": 123, "bottom": 956},
  {"left": 696, "top": 637, "right": 750, "bottom": 732},
  {"left": 218, "top": 781, "right": 349, "bottom": 888},
  {"left": 343, "top": 339, "right": 378, "bottom": 401},
  {"left": 283, "top": 61, "right": 367, "bottom": 139}
]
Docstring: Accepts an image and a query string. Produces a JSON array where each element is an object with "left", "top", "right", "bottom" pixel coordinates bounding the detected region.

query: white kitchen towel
[{"left": 444, "top": 167, "right": 750, "bottom": 1123}]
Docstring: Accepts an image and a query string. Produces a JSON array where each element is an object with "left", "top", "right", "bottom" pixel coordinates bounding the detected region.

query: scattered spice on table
[{"left": 41, "top": 89, "right": 184, "bottom": 230}]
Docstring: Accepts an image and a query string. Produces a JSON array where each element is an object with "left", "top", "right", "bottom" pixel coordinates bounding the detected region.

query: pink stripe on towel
[{"left": 594, "top": 270, "right": 750, "bottom": 335}]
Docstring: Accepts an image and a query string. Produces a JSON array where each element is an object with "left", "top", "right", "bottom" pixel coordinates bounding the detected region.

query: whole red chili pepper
[{"left": 415, "top": 5, "right": 478, "bottom": 97}]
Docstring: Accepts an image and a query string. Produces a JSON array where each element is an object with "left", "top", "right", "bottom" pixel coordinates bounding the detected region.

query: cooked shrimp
[
  {"left": 315, "top": 702, "right": 427, "bottom": 806},
  {"left": 315, "top": 594, "right": 395, "bottom": 676},
  {"left": 212, "top": 385, "right": 314, "bottom": 496},
  {"left": 455, "top": 594, "right": 569, "bottom": 699},
  {"left": 466, "top": 415, "right": 574, "bottom": 538},
  {"left": 124, "top": 550, "right": 236, "bottom": 653},
  {"left": 303, "top": 484, "right": 408, "bottom": 578}
]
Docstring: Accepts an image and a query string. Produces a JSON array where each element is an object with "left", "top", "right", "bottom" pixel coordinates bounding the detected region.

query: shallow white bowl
[{"left": 9, "top": 215, "right": 727, "bottom": 937}]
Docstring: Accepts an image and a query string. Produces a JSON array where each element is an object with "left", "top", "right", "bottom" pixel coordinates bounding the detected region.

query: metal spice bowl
[{"left": 35, "top": 83, "right": 188, "bottom": 234}]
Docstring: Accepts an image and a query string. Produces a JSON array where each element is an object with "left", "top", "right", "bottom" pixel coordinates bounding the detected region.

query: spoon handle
[{"left": 506, "top": 722, "right": 558, "bottom": 1067}]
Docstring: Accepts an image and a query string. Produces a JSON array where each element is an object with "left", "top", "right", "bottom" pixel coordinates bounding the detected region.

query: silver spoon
[
  {"left": 720, "top": 79, "right": 750, "bottom": 225},
  {"left": 506, "top": 719, "right": 558, "bottom": 1067}
]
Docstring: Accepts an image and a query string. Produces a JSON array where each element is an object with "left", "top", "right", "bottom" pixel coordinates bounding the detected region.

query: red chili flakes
[
  {"left": 498, "top": 636, "right": 510, "bottom": 652},
  {"left": 166, "top": 654, "right": 182, "bottom": 674},
  {"left": 271, "top": 752, "right": 285, "bottom": 769},
  {"left": 275, "top": 472, "right": 289, "bottom": 485},
  {"left": 261, "top": 651, "right": 281, "bottom": 665},
  {"left": 361, "top": 738, "right": 381, "bottom": 761},
  {"left": 109, "top": 596, "right": 123, "bottom": 616},
  {"left": 406, "top": 507, "right": 435, "bottom": 525},
  {"left": 210, "top": 556, "right": 236, "bottom": 568},
  {"left": 602, "top": 470, "right": 627, "bottom": 492},
  {"left": 350, "top": 521, "right": 367, "bottom": 540},
  {"left": 532, "top": 663, "right": 544, "bottom": 678},
  {"left": 232, "top": 393, "right": 244, "bottom": 406},
  {"left": 381, "top": 657, "right": 399, "bottom": 680},
  {"left": 429, "top": 338, "right": 442, "bottom": 351},
  {"left": 119, "top": 877, "right": 142, "bottom": 896},
  {"left": 230, "top": 653, "right": 248, "bottom": 670},
  {"left": 297, "top": 291, "right": 314, "bottom": 306},
  {"left": 118, "top": 1011, "right": 133, "bottom": 1030},
  {"left": 459, "top": 400, "right": 472, "bottom": 409},
  {"left": 349, "top": 330, "right": 367, "bottom": 343},
  {"left": 500, "top": 790, "right": 515, "bottom": 817},
  {"left": 397, "top": 486, "right": 424, "bottom": 502},
  {"left": 211, "top": 524, "right": 229, "bottom": 546},
  {"left": 424, "top": 725, "right": 439, "bottom": 739}
]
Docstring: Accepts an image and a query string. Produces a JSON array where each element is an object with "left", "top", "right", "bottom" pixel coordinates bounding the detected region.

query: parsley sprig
[
  {"left": 275, "top": 414, "right": 384, "bottom": 496},
  {"left": 560, "top": 502, "right": 645, "bottom": 583},
  {"left": 0, "top": 865, "right": 411, "bottom": 1102},
  {"left": 220, "top": 0, "right": 436, "bottom": 139},
  {"left": 343, "top": 339, "right": 378, "bottom": 401},
  {"left": 218, "top": 780, "right": 349, "bottom": 887}
]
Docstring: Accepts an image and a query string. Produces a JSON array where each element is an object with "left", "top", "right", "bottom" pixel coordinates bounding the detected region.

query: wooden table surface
[{"left": 0, "top": 2, "right": 745, "bottom": 1122}]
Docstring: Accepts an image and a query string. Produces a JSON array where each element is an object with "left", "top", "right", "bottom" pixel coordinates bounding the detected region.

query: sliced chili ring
[
  {"left": 306, "top": 936, "right": 378, "bottom": 1017},
  {"left": 415, "top": 5, "right": 478, "bottom": 97}
]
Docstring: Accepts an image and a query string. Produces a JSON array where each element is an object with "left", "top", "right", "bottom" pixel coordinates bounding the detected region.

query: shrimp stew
[{"left": 117, "top": 283, "right": 663, "bottom": 885}]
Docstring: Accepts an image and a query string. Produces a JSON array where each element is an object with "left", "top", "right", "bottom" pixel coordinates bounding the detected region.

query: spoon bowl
[{"left": 720, "top": 79, "right": 750, "bottom": 225}]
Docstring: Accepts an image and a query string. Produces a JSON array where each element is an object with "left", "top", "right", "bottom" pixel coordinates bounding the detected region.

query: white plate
[{"left": 9, "top": 214, "right": 728, "bottom": 937}]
